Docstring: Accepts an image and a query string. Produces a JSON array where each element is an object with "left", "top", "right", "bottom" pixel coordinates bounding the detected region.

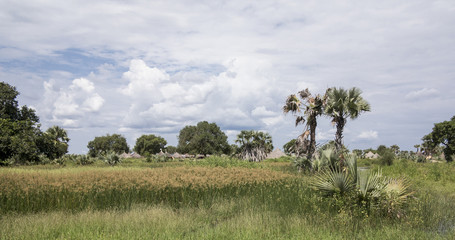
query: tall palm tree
[
  {"left": 324, "top": 87, "right": 370, "bottom": 153},
  {"left": 283, "top": 88, "right": 325, "bottom": 159}
]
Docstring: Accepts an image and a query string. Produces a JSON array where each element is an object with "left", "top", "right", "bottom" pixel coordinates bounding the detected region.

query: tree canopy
[
  {"left": 87, "top": 134, "right": 129, "bottom": 157},
  {"left": 133, "top": 134, "right": 167, "bottom": 156},
  {"left": 283, "top": 88, "right": 325, "bottom": 158},
  {"left": 0, "top": 82, "right": 68, "bottom": 164},
  {"left": 177, "top": 121, "right": 230, "bottom": 155},
  {"left": 422, "top": 116, "right": 455, "bottom": 162},
  {"left": 324, "top": 87, "right": 370, "bottom": 152},
  {"left": 235, "top": 130, "right": 273, "bottom": 162}
]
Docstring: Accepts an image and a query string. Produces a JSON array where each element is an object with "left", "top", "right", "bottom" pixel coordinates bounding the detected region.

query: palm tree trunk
[
  {"left": 308, "top": 120, "right": 316, "bottom": 159},
  {"left": 335, "top": 118, "right": 346, "bottom": 153}
]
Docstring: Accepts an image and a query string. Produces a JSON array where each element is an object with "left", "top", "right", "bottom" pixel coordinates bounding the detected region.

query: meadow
[{"left": 1, "top": 156, "right": 454, "bottom": 239}]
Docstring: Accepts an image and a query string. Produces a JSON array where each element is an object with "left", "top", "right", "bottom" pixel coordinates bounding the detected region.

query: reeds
[{"left": 0, "top": 167, "right": 293, "bottom": 213}]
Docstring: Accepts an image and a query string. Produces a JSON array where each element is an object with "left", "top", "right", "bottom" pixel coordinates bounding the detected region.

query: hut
[
  {"left": 266, "top": 149, "right": 287, "bottom": 159},
  {"left": 365, "top": 151, "right": 379, "bottom": 159}
]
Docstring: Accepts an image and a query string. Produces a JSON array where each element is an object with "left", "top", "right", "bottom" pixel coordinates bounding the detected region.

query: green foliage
[
  {"left": 0, "top": 119, "right": 42, "bottom": 165},
  {"left": 380, "top": 149, "right": 395, "bottom": 166},
  {"left": 87, "top": 134, "right": 129, "bottom": 157},
  {"left": 165, "top": 145, "right": 177, "bottom": 154},
  {"left": 283, "top": 139, "right": 297, "bottom": 155},
  {"left": 312, "top": 152, "right": 413, "bottom": 219},
  {"left": 102, "top": 151, "right": 121, "bottom": 166},
  {"left": 41, "top": 126, "right": 70, "bottom": 160},
  {"left": 376, "top": 145, "right": 388, "bottom": 156},
  {"left": 75, "top": 154, "right": 95, "bottom": 165},
  {"left": 177, "top": 121, "right": 230, "bottom": 155},
  {"left": 422, "top": 116, "right": 455, "bottom": 162},
  {"left": 235, "top": 130, "right": 273, "bottom": 162},
  {"left": 133, "top": 134, "right": 167, "bottom": 156},
  {"left": 0, "top": 82, "right": 46, "bottom": 165},
  {"left": 283, "top": 88, "right": 325, "bottom": 158},
  {"left": 313, "top": 167, "right": 356, "bottom": 196}
]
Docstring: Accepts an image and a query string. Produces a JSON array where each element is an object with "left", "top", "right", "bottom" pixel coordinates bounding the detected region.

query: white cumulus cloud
[
  {"left": 357, "top": 130, "right": 379, "bottom": 140},
  {"left": 43, "top": 78, "right": 104, "bottom": 127}
]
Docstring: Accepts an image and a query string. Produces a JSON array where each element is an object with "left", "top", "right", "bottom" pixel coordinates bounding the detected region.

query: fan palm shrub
[
  {"left": 312, "top": 147, "right": 412, "bottom": 218},
  {"left": 103, "top": 151, "right": 121, "bottom": 166}
]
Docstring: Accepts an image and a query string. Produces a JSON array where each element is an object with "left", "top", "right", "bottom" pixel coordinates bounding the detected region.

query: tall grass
[
  {"left": 1, "top": 160, "right": 454, "bottom": 239},
  {"left": 0, "top": 167, "right": 292, "bottom": 214}
]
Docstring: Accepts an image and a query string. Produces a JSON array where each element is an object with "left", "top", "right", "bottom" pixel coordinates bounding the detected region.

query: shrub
[
  {"left": 103, "top": 151, "right": 121, "bottom": 166},
  {"left": 380, "top": 150, "right": 395, "bottom": 166},
  {"left": 75, "top": 154, "right": 95, "bottom": 165}
]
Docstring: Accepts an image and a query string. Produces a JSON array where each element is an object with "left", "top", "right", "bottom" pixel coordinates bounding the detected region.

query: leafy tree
[
  {"left": 165, "top": 146, "right": 177, "bottom": 154},
  {"left": 235, "top": 130, "right": 273, "bottom": 162},
  {"left": 41, "top": 126, "right": 70, "bottom": 159},
  {"left": 87, "top": 134, "right": 129, "bottom": 157},
  {"left": 177, "top": 121, "right": 230, "bottom": 155},
  {"left": 422, "top": 116, "right": 455, "bottom": 162},
  {"left": 324, "top": 87, "right": 370, "bottom": 153},
  {"left": 283, "top": 88, "right": 325, "bottom": 158},
  {"left": 133, "top": 134, "right": 167, "bottom": 156},
  {"left": 283, "top": 139, "right": 297, "bottom": 155},
  {"left": 376, "top": 145, "right": 388, "bottom": 156},
  {"left": 0, "top": 119, "right": 42, "bottom": 164},
  {"left": 0, "top": 82, "right": 43, "bottom": 165}
]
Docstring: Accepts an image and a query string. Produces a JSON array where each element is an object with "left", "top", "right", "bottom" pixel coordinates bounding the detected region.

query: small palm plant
[
  {"left": 312, "top": 147, "right": 412, "bottom": 218},
  {"left": 103, "top": 151, "right": 121, "bottom": 166}
]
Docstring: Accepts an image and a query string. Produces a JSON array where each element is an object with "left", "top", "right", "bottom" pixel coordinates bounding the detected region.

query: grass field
[{"left": 1, "top": 157, "right": 454, "bottom": 239}]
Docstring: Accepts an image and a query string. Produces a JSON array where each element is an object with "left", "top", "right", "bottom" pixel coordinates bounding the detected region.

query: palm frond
[
  {"left": 312, "top": 167, "right": 355, "bottom": 196},
  {"left": 295, "top": 116, "right": 305, "bottom": 126}
]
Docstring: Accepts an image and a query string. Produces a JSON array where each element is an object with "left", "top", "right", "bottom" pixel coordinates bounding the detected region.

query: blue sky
[{"left": 1, "top": 0, "right": 454, "bottom": 153}]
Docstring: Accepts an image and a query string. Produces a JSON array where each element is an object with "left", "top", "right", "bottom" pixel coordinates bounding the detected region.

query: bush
[
  {"left": 380, "top": 150, "right": 395, "bottom": 166},
  {"left": 75, "top": 154, "right": 95, "bottom": 165},
  {"left": 103, "top": 151, "right": 121, "bottom": 166}
]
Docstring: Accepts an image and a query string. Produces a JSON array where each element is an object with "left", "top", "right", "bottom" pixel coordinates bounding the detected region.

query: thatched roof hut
[
  {"left": 365, "top": 151, "right": 379, "bottom": 159},
  {"left": 266, "top": 149, "right": 287, "bottom": 159}
]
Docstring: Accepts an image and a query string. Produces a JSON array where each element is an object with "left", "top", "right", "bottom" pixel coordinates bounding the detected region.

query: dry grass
[{"left": 0, "top": 167, "right": 292, "bottom": 194}]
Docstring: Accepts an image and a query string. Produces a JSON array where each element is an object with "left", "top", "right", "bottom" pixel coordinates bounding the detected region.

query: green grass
[{"left": 1, "top": 157, "right": 455, "bottom": 239}]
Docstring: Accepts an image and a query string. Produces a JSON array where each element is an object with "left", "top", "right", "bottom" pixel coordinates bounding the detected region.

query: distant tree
[
  {"left": 283, "top": 88, "right": 325, "bottom": 158},
  {"left": 235, "top": 130, "right": 273, "bottom": 162},
  {"left": 283, "top": 139, "right": 297, "bottom": 155},
  {"left": 165, "top": 145, "right": 177, "bottom": 154},
  {"left": 376, "top": 145, "right": 388, "bottom": 156},
  {"left": 324, "top": 87, "right": 370, "bottom": 153},
  {"left": 177, "top": 121, "right": 230, "bottom": 155},
  {"left": 0, "top": 82, "right": 43, "bottom": 165},
  {"left": 422, "top": 116, "right": 455, "bottom": 162},
  {"left": 390, "top": 144, "right": 400, "bottom": 155},
  {"left": 352, "top": 149, "right": 363, "bottom": 158},
  {"left": 133, "top": 134, "right": 167, "bottom": 156},
  {"left": 87, "top": 134, "right": 129, "bottom": 157},
  {"left": 41, "top": 126, "right": 70, "bottom": 159}
]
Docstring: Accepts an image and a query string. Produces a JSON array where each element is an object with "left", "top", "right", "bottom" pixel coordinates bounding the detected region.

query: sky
[{"left": 1, "top": 0, "right": 454, "bottom": 154}]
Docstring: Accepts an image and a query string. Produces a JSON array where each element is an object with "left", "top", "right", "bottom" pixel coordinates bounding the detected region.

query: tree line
[{"left": 2, "top": 81, "right": 452, "bottom": 164}]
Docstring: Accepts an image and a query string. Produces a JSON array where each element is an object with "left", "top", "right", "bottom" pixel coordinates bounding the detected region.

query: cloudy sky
[{"left": 1, "top": 0, "right": 454, "bottom": 153}]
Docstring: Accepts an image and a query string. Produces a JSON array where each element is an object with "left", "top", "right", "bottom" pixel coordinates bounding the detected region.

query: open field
[{"left": 1, "top": 157, "right": 454, "bottom": 239}]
